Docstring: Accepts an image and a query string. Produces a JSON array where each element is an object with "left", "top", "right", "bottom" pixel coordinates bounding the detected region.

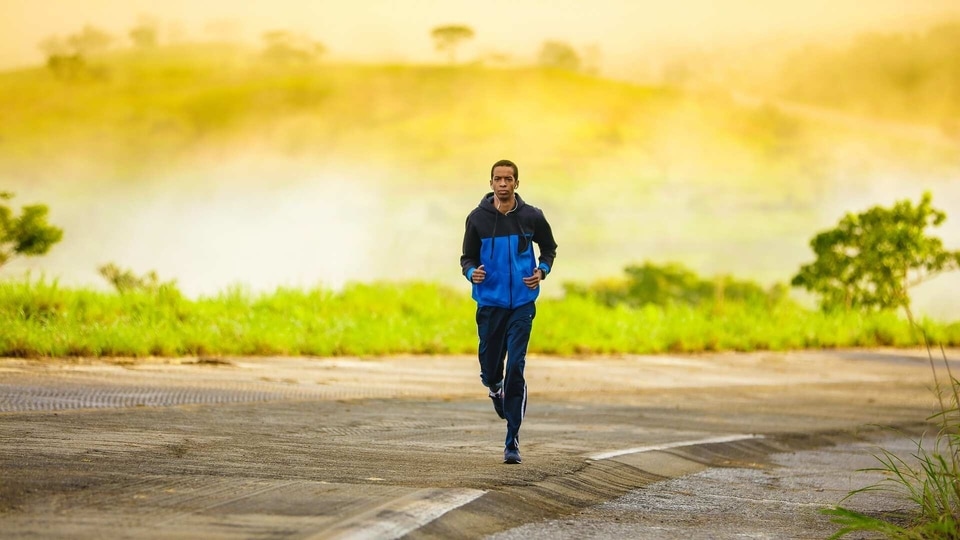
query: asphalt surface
[{"left": 0, "top": 350, "right": 952, "bottom": 538}]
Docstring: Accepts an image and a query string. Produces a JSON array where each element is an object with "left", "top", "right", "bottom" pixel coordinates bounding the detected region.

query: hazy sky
[{"left": 2, "top": 0, "right": 958, "bottom": 69}]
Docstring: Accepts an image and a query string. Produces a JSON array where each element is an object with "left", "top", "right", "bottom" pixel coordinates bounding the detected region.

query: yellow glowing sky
[{"left": 2, "top": 0, "right": 958, "bottom": 70}]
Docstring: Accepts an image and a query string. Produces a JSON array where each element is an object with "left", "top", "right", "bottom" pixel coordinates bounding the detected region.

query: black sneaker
[
  {"left": 503, "top": 448, "right": 522, "bottom": 464},
  {"left": 488, "top": 388, "right": 505, "bottom": 419}
]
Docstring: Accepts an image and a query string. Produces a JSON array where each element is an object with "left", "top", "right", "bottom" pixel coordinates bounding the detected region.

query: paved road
[{"left": 0, "top": 350, "right": 951, "bottom": 538}]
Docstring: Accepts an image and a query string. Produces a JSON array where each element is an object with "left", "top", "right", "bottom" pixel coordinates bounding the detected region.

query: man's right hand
[{"left": 472, "top": 265, "right": 486, "bottom": 284}]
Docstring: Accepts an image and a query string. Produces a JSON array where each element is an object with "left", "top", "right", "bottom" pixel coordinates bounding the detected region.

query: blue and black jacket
[{"left": 460, "top": 193, "right": 558, "bottom": 309}]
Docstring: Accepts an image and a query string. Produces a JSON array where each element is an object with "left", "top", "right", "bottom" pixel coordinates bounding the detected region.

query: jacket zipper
[{"left": 507, "top": 214, "right": 514, "bottom": 308}]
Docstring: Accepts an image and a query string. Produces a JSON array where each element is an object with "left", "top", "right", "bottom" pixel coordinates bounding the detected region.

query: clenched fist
[{"left": 471, "top": 264, "right": 486, "bottom": 284}]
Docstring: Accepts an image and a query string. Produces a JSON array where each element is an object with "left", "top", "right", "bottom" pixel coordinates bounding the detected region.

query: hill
[
  {"left": 3, "top": 41, "right": 956, "bottom": 197},
  {"left": 0, "top": 42, "right": 895, "bottom": 191},
  {"left": 0, "top": 43, "right": 957, "bottom": 316},
  {"left": 770, "top": 20, "right": 960, "bottom": 132},
  {"left": 0, "top": 44, "right": 667, "bottom": 183}
]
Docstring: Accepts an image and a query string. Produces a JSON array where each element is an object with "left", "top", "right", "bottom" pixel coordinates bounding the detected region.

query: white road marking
[
  {"left": 315, "top": 487, "right": 486, "bottom": 540},
  {"left": 587, "top": 434, "right": 764, "bottom": 461}
]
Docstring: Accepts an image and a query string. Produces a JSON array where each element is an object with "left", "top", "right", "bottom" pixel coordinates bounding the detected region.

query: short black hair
[{"left": 490, "top": 159, "right": 518, "bottom": 180}]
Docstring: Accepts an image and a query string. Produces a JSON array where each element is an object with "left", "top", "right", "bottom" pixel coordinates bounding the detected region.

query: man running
[{"left": 460, "top": 159, "right": 558, "bottom": 464}]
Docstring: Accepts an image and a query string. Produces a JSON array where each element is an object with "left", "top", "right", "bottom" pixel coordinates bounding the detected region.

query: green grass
[
  {"left": 2, "top": 278, "right": 958, "bottom": 359},
  {"left": 823, "top": 344, "right": 960, "bottom": 538},
  {"left": 0, "top": 279, "right": 478, "bottom": 357}
]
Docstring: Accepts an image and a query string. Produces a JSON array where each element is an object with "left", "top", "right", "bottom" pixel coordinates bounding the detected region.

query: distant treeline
[
  {"left": 777, "top": 21, "right": 960, "bottom": 130},
  {"left": 563, "top": 262, "right": 787, "bottom": 309}
]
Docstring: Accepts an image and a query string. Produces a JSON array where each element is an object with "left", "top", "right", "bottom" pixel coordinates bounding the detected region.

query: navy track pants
[{"left": 476, "top": 301, "right": 536, "bottom": 451}]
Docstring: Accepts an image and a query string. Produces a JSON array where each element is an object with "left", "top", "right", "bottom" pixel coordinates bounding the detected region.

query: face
[{"left": 490, "top": 165, "right": 518, "bottom": 202}]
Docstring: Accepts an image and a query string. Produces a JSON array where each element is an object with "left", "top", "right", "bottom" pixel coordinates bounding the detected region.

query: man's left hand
[{"left": 522, "top": 269, "right": 542, "bottom": 290}]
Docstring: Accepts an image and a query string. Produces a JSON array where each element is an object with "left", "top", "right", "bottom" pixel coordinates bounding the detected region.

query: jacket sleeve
[
  {"left": 533, "top": 209, "right": 557, "bottom": 279},
  {"left": 460, "top": 215, "right": 481, "bottom": 280}
]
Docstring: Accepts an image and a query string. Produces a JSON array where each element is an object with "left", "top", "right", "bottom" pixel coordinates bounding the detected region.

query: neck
[{"left": 493, "top": 195, "right": 515, "bottom": 214}]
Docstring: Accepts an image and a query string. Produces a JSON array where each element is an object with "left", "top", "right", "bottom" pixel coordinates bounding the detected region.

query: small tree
[
  {"left": 538, "top": 41, "right": 581, "bottom": 72},
  {"left": 129, "top": 17, "right": 159, "bottom": 50},
  {"left": 98, "top": 263, "right": 177, "bottom": 294},
  {"left": 67, "top": 25, "right": 113, "bottom": 56},
  {"left": 791, "top": 191, "right": 960, "bottom": 322},
  {"left": 261, "top": 30, "right": 326, "bottom": 64},
  {"left": 39, "top": 25, "right": 113, "bottom": 80},
  {"left": 0, "top": 192, "right": 64, "bottom": 269},
  {"left": 430, "top": 25, "right": 474, "bottom": 64},
  {"left": 39, "top": 35, "right": 84, "bottom": 80}
]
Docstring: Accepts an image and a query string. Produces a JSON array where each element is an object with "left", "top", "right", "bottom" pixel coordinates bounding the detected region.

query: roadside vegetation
[
  {"left": 3, "top": 273, "right": 960, "bottom": 359},
  {"left": 824, "top": 344, "right": 960, "bottom": 538},
  {"left": 1, "top": 192, "right": 958, "bottom": 359},
  {"left": 813, "top": 192, "right": 960, "bottom": 538}
]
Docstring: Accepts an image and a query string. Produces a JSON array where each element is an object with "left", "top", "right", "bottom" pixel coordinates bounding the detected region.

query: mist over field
[{"left": 2, "top": 2, "right": 959, "bottom": 319}]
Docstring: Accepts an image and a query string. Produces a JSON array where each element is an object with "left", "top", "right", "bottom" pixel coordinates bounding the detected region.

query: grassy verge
[
  {"left": 823, "top": 344, "right": 960, "bottom": 538},
  {"left": 2, "top": 279, "right": 959, "bottom": 358}
]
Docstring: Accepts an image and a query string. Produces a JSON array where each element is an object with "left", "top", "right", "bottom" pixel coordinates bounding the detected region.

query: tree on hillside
[
  {"left": 38, "top": 36, "right": 83, "bottom": 79},
  {"left": 261, "top": 30, "right": 327, "bottom": 64},
  {"left": 0, "top": 192, "right": 63, "bottom": 269},
  {"left": 538, "top": 41, "right": 581, "bottom": 72},
  {"left": 791, "top": 192, "right": 960, "bottom": 322},
  {"left": 430, "top": 25, "right": 474, "bottom": 64},
  {"left": 38, "top": 25, "right": 113, "bottom": 80},
  {"left": 67, "top": 25, "right": 114, "bottom": 56},
  {"left": 129, "top": 17, "right": 159, "bottom": 50}
]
